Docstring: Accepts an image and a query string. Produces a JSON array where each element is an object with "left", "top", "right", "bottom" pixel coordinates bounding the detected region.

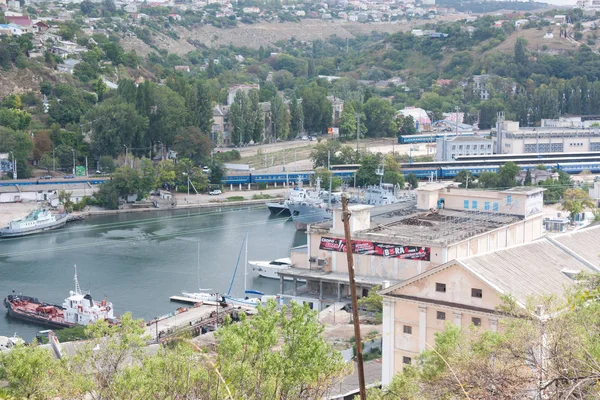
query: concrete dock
[{"left": 145, "top": 303, "right": 227, "bottom": 341}]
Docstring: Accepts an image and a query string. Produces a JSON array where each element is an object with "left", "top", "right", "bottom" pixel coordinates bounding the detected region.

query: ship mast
[{"left": 73, "top": 264, "right": 81, "bottom": 295}]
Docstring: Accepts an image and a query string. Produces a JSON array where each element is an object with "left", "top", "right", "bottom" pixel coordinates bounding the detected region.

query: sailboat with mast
[
  {"left": 181, "top": 243, "right": 222, "bottom": 303},
  {"left": 223, "top": 232, "right": 278, "bottom": 307}
]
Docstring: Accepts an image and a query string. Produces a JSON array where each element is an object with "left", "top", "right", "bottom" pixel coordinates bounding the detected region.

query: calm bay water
[{"left": 0, "top": 206, "right": 305, "bottom": 340}]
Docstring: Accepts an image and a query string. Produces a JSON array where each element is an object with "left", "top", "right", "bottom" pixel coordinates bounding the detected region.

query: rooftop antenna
[{"left": 73, "top": 265, "right": 81, "bottom": 295}]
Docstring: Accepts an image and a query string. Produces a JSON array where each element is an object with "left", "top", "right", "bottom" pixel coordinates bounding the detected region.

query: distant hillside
[{"left": 436, "top": 0, "right": 549, "bottom": 13}]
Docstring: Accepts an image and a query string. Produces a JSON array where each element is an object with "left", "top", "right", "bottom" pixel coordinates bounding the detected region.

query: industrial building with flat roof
[
  {"left": 279, "top": 184, "right": 545, "bottom": 311},
  {"left": 379, "top": 224, "right": 600, "bottom": 384},
  {"left": 496, "top": 120, "right": 600, "bottom": 154}
]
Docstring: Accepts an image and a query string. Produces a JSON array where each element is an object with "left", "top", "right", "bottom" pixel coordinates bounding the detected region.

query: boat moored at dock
[
  {"left": 3, "top": 266, "right": 117, "bottom": 329},
  {"left": 0, "top": 208, "right": 69, "bottom": 238}
]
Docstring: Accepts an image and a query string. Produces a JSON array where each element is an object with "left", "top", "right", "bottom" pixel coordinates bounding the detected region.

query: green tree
[
  {"left": 454, "top": 170, "right": 474, "bottom": 188},
  {"left": 498, "top": 162, "right": 520, "bottom": 188},
  {"left": 339, "top": 102, "right": 357, "bottom": 140},
  {"left": 523, "top": 169, "right": 532, "bottom": 186},
  {"left": 92, "top": 77, "right": 108, "bottom": 102},
  {"left": 271, "top": 94, "right": 290, "bottom": 141},
  {"left": 0, "top": 108, "right": 31, "bottom": 130},
  {"left": 289, "top": 95, "right": 303, "bottom": 137},
  {"left": 562, "top": 188, "right": 594, "bottom": 220},
  {"left": 406, "top": 173, "right": 419, "bottom": 189},
  {"left": 313, "top": 167, "right": 342, "bottom": 191},
  {"left": 146, "top": 84, "right": 188, "bottom": 147},
  {"left": 514, "top": 37, "right": 528, "bottom": 66},
  {"left": 86, "top": 98, "right": 148, "bottom": 158},
  {"left": 301, "top": 85, "right": 332, "bottom": 134},
  {"left": 173, "top": 126, "right": 212, "bottom": 164},
  {"left": 249, "top": 89, "right": 264, "bottom": 143},
  {"left": 216, "top": 300, "right": 347, "bottom": 399},
  {"left": 229, "top": 90, "right": 249, "bottom": 145},
  {"left": 0, "top": 127, "right": 33, "bottom": 178},
  {"left": 117, "top": 78, "right": 137, "bottom": 103},
  {"left": 355, "top": 153, "right": 382, "bottom": 187},
  {"left": 398, "top": 115, "right": 417, "bottom": 135},
  {"left": 310, "top": 140, "right": 342, "bottom": 168},
  {"left": 363, "top": 97, "right": 397, "bottom": 138},
  {"left": 155, "top": 159, "right": 176, "bottom": 189},
  {"left": 98, "top": 155, "right": 115, "bottom": 172},
  {"left": 358, "top": 284, "right": 383, "bottom": 323},
  {"left": 477, "top": 171, "right": 499, "bottom": 188},
  {"left": 0, "top": 343, "right": 58, "bottom": 399}
]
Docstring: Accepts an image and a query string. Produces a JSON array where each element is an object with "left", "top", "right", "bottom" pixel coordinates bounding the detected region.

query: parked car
[
  {"left": 202, "top": 167, "right": 211, "bottom": 173},
  {"left": 40, "top": 175, "right": 52, "bottom": 180},
  {"left": 209, "top": 189, "right": 222, "bottom": 195},
  {"left": 310, "top": 136, "right": 317, "bottom": 141},
  {"left": 63, "top": 175, "right": 74, "bottom": 179},
  {"left": 301, "top": 135, "right": 309, "bottom": 140}
]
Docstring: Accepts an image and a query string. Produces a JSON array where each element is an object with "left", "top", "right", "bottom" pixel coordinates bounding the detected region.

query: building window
[
  {"left": 452, "top": 145, "right": 456, "bottom": 150},
  {"left": 484, "top": 202, "right": 490, "bottom": 211},
  {"left": 436, "top": 283, "right": 446, "bottom": 293},
  {"left": 506, "top": 195, "right": 512, "bottom": 205},
  {"left": 472, "top": 317, "right": 481, "bottom": 326},
  {"left": 493, "top": 202, "right": 499, "bottom": 212},
  {"left": 472, "top": 288, "right": 483, "bottom": 298},
  {"left": 403, "top": 325, "right": 412, "bottom": 334},
  {"left": 472, "top": 200, "right": 478, "bottom": 209},
  {"left": 403, "top": 356, "right": 412, "bottom": 365},
  {"left": 464, "top": 200, "right": 469, "bottom": 209},
  {"left": 437, "top": 311, "right": 446, "bottom": 320}
]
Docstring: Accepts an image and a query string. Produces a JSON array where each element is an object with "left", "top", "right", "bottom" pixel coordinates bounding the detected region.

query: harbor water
[{"left": 0, "top": 206, "right": 306, "bottom": 340}]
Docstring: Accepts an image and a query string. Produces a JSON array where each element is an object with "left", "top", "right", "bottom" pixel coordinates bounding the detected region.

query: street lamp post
[
  {"left": 123, "top": 145, "right": 128, "bottom": 167},
  {"left": 71, "top": 149, "right": 75, "bottom": 175}
]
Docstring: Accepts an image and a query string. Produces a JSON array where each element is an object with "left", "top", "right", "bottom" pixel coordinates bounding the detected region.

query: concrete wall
[
  {"left": 383, "top": 263, "right": 503, "bottom": 381},
  {"left": 417, "top": 186, "right": 544, "bottom": 219}
]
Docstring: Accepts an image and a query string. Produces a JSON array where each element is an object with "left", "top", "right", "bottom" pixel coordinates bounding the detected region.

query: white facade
[
  {"left": 497, "top": 120, "right": 600, "bottom": 154},
  {"left": 435, "top": 135, "right": 494, "bottom": 161}
]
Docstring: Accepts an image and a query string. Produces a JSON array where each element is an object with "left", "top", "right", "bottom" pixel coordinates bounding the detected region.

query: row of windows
[
  {"left": 523, "top": 143, "right": 564, "bottom": 153},
  {"left": 463, "top": 196, "right": 510, "bottom": 211},
  {"left": 569, "top": 142, "right": 585, "bottom": 146},
  {"left": 464, "top": 200, "right": 500, "bottom": 211},
  {"left": 451, "top": 144, "right": 492, "bottom": 150},
  {"left": 435, "top": 282, "right": 483, "bottom": 298}
]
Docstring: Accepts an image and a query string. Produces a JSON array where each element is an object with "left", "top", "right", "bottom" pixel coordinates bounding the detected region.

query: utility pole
[
  {"left": 341, "top": 196, "right": 366, "bottom": 400},
  {"left": 355, "top": 113, "right": 360, "bottom": 154},
  {"left": 71, "top": 149, "right": 75, "bottom": 175}
]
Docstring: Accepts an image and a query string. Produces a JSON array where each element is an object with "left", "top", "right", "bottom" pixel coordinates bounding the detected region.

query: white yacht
[{"left": 250, "top": 258, "right": 293, "bottom": 280}]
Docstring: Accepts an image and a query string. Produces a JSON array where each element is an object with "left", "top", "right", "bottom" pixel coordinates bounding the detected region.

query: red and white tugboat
[{"left": 3, "top": 265, "right": 117, "bottom": 329}]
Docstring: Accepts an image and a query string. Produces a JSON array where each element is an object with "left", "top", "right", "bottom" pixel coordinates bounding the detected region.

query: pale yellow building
[
  {"left": 379, "top": 225, "right": 600, "bottom": 385},
  {"left": 279, "top": 184, "right": 545, "bottom": 311}
]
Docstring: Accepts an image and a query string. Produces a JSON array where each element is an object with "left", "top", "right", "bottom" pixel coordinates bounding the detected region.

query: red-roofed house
[
  {"left": 6, "top": 15, "right": 32, "bottom": 33},
  {"left": 168, "top": 13, "right": 182, "bottom": 21},
  {"left": 33, "top": 21, "right": 49, "bottom": 33}
]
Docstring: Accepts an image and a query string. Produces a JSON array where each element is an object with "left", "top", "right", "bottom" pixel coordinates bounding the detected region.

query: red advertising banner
[{"left": 319, "top": 236, "right": 430, "bottom": 261}]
